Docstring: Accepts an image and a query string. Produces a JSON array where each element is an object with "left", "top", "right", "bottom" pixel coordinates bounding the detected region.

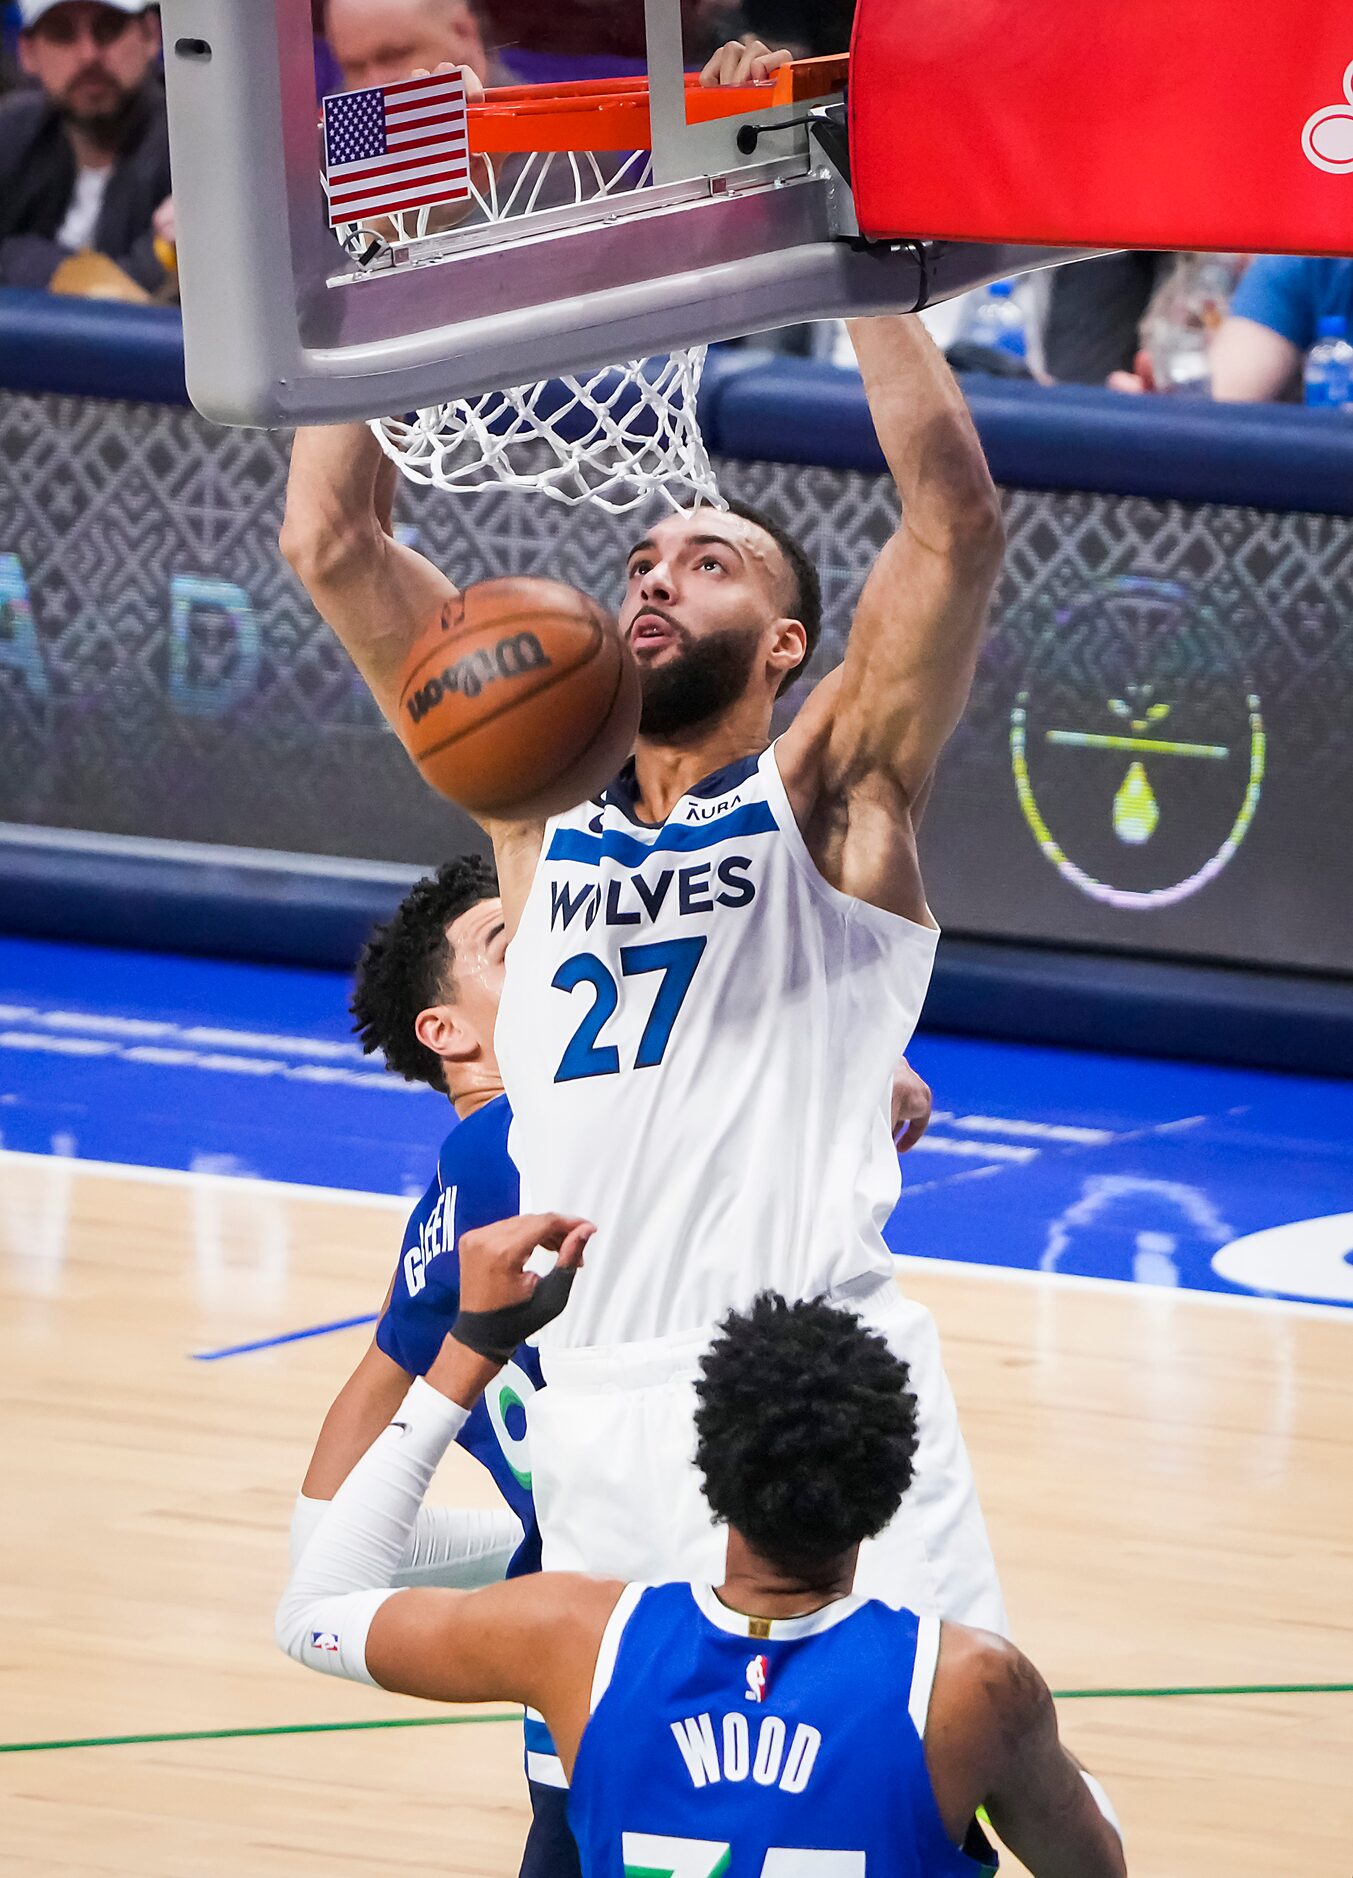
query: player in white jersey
[{"left": 282, "top": 314, "right": 1005, "bottom": 1626}]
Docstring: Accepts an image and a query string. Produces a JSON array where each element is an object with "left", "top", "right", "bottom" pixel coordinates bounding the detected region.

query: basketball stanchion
[
  {"left": 160, "top": 0, "right": 1085, "bottom": 432},
  {"left": 161, "top": 0, "right": 1353, "bottom": 451}
]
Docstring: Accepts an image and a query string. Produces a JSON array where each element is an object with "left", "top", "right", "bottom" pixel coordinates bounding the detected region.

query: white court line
[
  {"left": 0, "top": 1027, "right": 421, "bottom": 1091},
  {"left": 907, "top": 1110, "right": 1219, "bottom": 1199},
  {"left": 892, "top": 1253, "right": 1352, "bottom": 1322},
  {"left": 914, "top": 1136, "right": 1040, "bottom": 1163},
  {"left": 2, "top": 1147, "right": 1348, "bottom": 1321},
  {"left": 947, "top": 1115, "right": 1114, "bottom": 1146},
  {"left": 0, "top": 1002, "right": 375, "bottom": 1062},
  {"left": 0, "top": 1146, "right": 413, "bottom": 1210}
]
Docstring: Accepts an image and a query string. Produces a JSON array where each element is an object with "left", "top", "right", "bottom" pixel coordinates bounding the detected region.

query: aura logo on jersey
[{"left": 1010, "top": 578, "right": 1265, "bottom": 910}]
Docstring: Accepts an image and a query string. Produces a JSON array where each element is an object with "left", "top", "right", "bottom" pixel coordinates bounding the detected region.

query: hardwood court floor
[{"left": 1, "top": 1152, "right": 1349, "bottom": 1877}]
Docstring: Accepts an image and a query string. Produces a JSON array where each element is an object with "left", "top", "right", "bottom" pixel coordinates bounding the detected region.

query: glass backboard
[{"left": 158, "top": 0, "right": 1082, "bottom": 427}]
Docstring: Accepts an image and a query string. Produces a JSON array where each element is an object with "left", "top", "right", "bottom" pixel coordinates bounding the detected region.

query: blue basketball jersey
[
  {"left": 375, "top": 1098, "right": 573, "bottom": 1827},
  {"left": 569, "top": 1583, "right": 998, "bottom": 1878},
  {"left": 376, "top": 1096, "right": 543, "bottom": 1576}
]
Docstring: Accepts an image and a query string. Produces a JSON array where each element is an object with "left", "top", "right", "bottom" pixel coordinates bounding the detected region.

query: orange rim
[{"left": 467, "top": 53, "right": 849, "bottom": 154}]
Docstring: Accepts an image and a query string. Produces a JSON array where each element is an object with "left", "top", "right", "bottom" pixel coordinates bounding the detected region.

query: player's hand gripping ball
[{"left": 397, "top": 577, "right": 640, "bottom": 819}]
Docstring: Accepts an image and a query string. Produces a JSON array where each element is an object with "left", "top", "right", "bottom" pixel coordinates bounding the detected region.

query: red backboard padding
[{"left": 849, "top": 0, "right": 1353, "bottom": 257}]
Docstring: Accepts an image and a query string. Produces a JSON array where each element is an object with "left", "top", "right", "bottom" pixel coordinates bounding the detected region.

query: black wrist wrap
[{"left": 451, "top": 1266, "right": 578, "bottom": 1364}]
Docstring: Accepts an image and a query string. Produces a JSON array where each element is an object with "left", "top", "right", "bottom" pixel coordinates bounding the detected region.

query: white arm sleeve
[
  {"left": 1081, "top": 1770, "right": 1124, "bottom": 1845},
  {"left": 291, "top": 1493, "right": 525, "bottom": 1588},
  {"left": 275, "top": 1377, "right": 470, "bottom": 1686}
]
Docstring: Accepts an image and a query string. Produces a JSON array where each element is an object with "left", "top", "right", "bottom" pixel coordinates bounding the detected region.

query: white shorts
[{"left": 529, "top": 1274, "right": 1007, "bottom": 1635}]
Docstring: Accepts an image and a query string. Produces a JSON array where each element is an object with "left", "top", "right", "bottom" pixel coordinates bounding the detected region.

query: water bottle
[
  {"left": 1146, "top": 319, "right": 1211, "bottom": 394},
  {"left": 1303, "top": 315, "right": 1353, "bottom": 409},
  {"left": 1141, "top": 253, "right": 1245, "bottom": 395},
  {"left": 960, "top": 280, "right": 1027, "bottom": 361}
]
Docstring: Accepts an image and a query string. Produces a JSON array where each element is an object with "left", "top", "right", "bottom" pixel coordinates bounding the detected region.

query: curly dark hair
[
  {"left": 350, "top": 854, "right": 499, "bottom": 1092},
  {"left": 693, "top": 1292, "right": 918, "bottom": 1576},
  {"left": 722, "top": 498, "right": 823, "bottom": 696}
]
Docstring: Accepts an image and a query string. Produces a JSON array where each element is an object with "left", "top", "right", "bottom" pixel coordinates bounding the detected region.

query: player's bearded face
[{"left": 637, "top": 621, "right": 763, "bottom": 737}]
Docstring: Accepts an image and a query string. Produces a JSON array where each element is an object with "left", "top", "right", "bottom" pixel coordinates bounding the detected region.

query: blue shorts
[{"left": 520, "top": 1779, "right": 581, "bottom": 1878}]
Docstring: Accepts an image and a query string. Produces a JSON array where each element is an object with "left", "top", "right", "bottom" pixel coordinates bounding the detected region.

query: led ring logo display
[
  {"left": 1010, "top": 578, "right": 1265, "bottom": 910},
  {"left": 1303, "top": 60, "right": 1353, "bottom": 174}
]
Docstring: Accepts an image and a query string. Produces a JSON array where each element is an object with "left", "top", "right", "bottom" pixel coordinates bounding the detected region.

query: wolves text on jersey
[
  {"left": 669, "top": 1711, "right": 822, "bottom": 1795},
  {"left": 549, "top": 856, "right": 756, "bottom": 934}
]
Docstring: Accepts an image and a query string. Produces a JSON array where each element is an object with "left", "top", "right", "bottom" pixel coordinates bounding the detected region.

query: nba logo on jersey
[{"left": 745, "top": 1654, "right": 769, "bottom": 1703}]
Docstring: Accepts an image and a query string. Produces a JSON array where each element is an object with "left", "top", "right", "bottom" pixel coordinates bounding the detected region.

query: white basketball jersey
[{"left": 494, "top": 744, "right": 939, "bottom": 1351}]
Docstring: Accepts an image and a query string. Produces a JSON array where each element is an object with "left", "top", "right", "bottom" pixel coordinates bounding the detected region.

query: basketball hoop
[
  {"left": 329, "top": 74, "right": 849, "bottom": 511},
  {"left": 170, "top": 19, "right": 1073, "bottom": 434}
]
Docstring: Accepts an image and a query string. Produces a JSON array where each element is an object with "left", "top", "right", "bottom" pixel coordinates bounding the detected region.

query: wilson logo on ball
[
  {"left": 406, "top": 630, "right": 552, "bottom": 722},
  {"left": 395, "top": 575, "right": 638, "bottom": 819}
]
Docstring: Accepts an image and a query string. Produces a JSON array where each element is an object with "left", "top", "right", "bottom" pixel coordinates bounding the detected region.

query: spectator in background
[
  {"left": 311, "top": 0, "right": 342, "bottom": 101},
  {"left": 462, "top": 0, "right": 724, "bottom": 79},
  {"left": 0, "top": 0, "right": 170, "bottom": 293},
  {"left": 326, "top": 0, "right": 518, "bottom": 92},
  {"left": 739, "top": 0, "right": 853, "bottom": 60},
  {"left": 1210, "top": 255, "right": 1353, "bottom": 401},
  {"left": 1042, "top": 252, "right": 1177, "bottom": 384},
  {"left": 2, "top": 9, "right": 19, "bottom": 94},
  {"left": 1101, "top": 252, "right": 1244, "bottom": 397}
]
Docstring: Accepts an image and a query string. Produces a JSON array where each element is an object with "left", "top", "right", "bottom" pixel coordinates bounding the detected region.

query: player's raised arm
[
  {"left": 837, "top": 315, "right": 1004, "bottom": 800},
  {"left": 292, "top": 1331, "right": 525, "bottom": 1583},
  {"left": 779, "top": 315, "right": 1003, "bottom": 920},
  {"left": 281, "top": 426, "right": 548, "bottom": 928},
  {"left": 275, "top": 1213, "right": 615, "bottom": 1763},
  {"left": 280, "top": 421, "right": 460, "bottom": 731}
]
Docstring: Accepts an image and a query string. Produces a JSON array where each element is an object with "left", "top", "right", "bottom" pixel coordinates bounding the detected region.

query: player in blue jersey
[
  {"left": 278, "top": 1214, "right": 1127, "bottom": 1878},
  {"left": 289, "top": 854, "right": 579, "bottom": 1873}
]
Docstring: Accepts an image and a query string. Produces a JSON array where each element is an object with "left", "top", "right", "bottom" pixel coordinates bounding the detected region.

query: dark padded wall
[{"left": 3, "top": 387, "right": 1352, "bottom": 974}]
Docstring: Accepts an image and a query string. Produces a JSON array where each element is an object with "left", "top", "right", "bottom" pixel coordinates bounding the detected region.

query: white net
[
  {"left": 333, "top": 142, "right": 721, "bottom": 512},
  {"left": 372, "top": 351, "right": 719, "bottom": 513}
]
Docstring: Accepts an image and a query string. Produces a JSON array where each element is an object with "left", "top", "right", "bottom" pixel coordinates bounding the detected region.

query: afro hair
[{"left": 693, "top": 1291, "right": 918, "bottom": 1576}]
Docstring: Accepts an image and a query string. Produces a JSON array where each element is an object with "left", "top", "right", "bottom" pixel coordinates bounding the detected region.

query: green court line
[
  {"left": 2, "top": 1684, "right": 1351, "bottom": 1754},
  {"left": 0, "top": 1713, "right": 520, "bottom": 1754},
  {"left": 1055, "top": 1681, "right": 1353, "bottom": 1700}
]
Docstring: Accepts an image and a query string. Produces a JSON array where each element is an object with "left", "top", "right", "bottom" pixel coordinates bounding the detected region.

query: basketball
[{"left": 395, "top": 576, "right": 640, "bottom": 819}]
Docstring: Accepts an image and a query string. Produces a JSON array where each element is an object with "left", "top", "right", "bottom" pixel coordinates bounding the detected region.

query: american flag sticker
[{"left": 322, "top": 70, "right": 470, "bottom": 228}]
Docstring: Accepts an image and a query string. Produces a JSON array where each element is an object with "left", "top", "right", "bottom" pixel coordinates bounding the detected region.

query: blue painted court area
[
  {"left": 0, "top": 934, "right": 447, "bottom": 1200},
  {"left": 1, "top": 934, "right": 1350, "bottom": 1312}
]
